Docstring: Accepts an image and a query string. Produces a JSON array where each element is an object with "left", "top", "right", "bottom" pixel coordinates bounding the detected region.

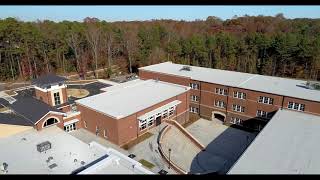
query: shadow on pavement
[{"left": 189, "top": 127, "right": 256, "bottom": 175}]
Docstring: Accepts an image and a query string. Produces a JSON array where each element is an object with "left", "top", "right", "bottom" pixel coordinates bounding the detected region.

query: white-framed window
[
  {"left": 191, "top": 95, "right": 199, "bottom": 102},
  {"left": 190, "top": 107, "right": 199, "bottom": 113},
  {"left": 54, "top": 92, "right": 61, "bottom": 105},
  {"left": 233, "top": 91, "right": 246, "bottom": 99},
  {"left": 256, "top": 110, "right": 269, "bottom": 118},
  {"left": 104, "top": 129, "right": 107, "bottom": 138},
  {"left": 215, "top": 88, "right": 228, "bottom": 96},
  {"left": 83, "top": 121, "right": 87, "bottom": 128},
  {"left": 139, "top": 119, "right": 147, "bottom": 131},
  {"left": 288, "top": 102, "right": 305, "bottom": 111},
  {"left": 232, "top": 104, "right": 245, "bottom": 113},
  {"left": 162, "top": 110, "right": 168, "bottom": 118},
  {"left": 190, "top": 83, "right": 199, "bottom": 90},
  {"left": 230, "top": 117, "right": 243, "bottom": 126},
  {"left": 168, "top": 107, "right": 175, "bottom": 116},
  {"left": 43, "top": 118, "right": 59, "bottom": 128},
  {"left": 147, "top": 116, "right": 155, "bottom": 127},
  {"left": 258, "top": 96, "right": 274, "bottom": 105},
  {"left": 64, "top": 123, "right": 76, "bottom": 133},
  {"left": 214, "top": 100, "right": 226, "bottom": 109}
]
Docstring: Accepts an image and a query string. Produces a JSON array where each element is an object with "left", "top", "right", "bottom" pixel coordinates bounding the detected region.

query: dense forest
[{"left": 0, "top": 14, "right": 320, "bottom": 81}]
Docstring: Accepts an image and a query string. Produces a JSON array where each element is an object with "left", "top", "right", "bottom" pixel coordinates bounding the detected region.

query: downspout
[{"left": 225, "top": 86, "right": 230, "bottom": 123}]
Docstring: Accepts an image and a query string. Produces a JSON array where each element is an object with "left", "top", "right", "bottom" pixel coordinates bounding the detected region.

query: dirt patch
[
  {"left": 4, "top": 90, "right": 16, "bottom": 96},
  {"left": 67, "top": 89, "right": 90, "bottom": 98}
]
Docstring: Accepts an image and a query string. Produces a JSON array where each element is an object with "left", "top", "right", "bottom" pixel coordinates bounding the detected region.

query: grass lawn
[
  {"left": 67, "top": 88, "right": 90, "bottom": 98},
  {"left": 121, "top": 132, "right": 153, "bottom": 150},
  {"left": 0, "top": 107, "right": 9, "bottom": 113},
  {"left": 138, "top": 159, "right": 155, "bottom": 169}
]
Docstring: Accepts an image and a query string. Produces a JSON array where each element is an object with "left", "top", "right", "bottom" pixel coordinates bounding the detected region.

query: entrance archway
[
  {"left": 42, "top": 117, "right": 60, "bottom": 128},
  {"left": 212, "top": 111, "right": 226, "bottom": 122}
]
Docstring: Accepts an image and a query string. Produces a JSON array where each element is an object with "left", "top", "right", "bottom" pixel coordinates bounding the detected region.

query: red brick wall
[
  {"left": 77, "top": 104, "right": 120, "bottom": 144},
  {"left": 35, "top": 113, "right": 64, "bottom": 131},
  {"left": 77, "top": 90, "right": 190, "bottom": 146},
  {"left": 35, "top": 89, "right": 53, "bottom": 106},
  {"left": 139, "top": 70, "right": 190, "bottom": 86},
  {"left": 283, "top": 97, "right": 320, "bottom": 116}
]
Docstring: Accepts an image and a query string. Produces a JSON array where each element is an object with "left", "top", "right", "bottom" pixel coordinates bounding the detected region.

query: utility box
[{"left": 37, "top": 141, "right": 52, "bottom": 153}]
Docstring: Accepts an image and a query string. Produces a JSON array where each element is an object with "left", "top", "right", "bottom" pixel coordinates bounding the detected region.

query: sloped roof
[
  {"left": 0, "top": 113, "right": 33, "bottom": 126},
  {"left": 9, "top": 97, "right": 64, "bottom": 124},
  {"left": 31, "top": 73, "right": 67, "bottom": 87}
]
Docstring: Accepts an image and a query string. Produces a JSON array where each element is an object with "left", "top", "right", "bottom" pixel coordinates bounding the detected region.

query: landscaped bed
[
  {"left": 138, "top": 159, "right": 155, "bottom": 169},
  {"left": 67, "top": 89, "right": 90, "bottom": 98}
]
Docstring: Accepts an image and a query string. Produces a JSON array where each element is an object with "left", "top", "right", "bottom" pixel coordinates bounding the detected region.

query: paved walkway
[
  {"left": 186, "top": 118, "right": 256, "bottom": 174},
  {"left": 160, "top": 125, "right": 202, "bottom": 173},
  {"left": 127, "top": 123, "right": 177, "bottom": 174},
  {"left": 69, "top": 128, "right": 128, "bottom": 155}
]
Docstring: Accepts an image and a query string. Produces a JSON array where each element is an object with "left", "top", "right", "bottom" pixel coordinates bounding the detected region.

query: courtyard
[{"left": 186, "top": 118, "right": 257, "bottom": 174}]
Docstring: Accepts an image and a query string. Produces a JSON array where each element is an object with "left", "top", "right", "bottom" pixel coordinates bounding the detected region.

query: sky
[{"left": 0, "top": 6, "right": 319, "bottom": 22}]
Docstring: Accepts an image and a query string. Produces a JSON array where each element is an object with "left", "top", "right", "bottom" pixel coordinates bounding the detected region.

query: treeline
[{"left": 0, "top": 14, "right": 320, "bottom": 81}]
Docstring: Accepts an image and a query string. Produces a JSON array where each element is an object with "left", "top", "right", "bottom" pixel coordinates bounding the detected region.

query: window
[
  {"left": 168, "top": 107, "right": 174, "bottom": 116},
  {"left": 104, "top": 130, "right": 107, "bottom": 138},
  {"left": 64, "top": 123, "right": 76, "bottom": 133},
  {"left": 258, "top": 96, "right": 274, "bottom": 105},
  {"left": 230, "top": 117, "right": 243, "bottom": 126},
  {"left": 233, "top": 91, "right": 246, "bottom": 99},
  {"left": 96, "top": 126, "right": 99, "bottom": 135},
  {"left": 232, "top": 104, "right": 245, "bottom": 113},
  {"left": 147, "top": 116, "right": 154, "bottom": 127},
  {"left": 287, "top": 102, "right": 305, "bottom": 111},
  {"left": 190, "top": 83, "right": 199, "bottom": 90},
  {"left": 191, "top": 95, "right": 199, "bottom": 102},
  {"left": 162, "top": 110, "right": 168, "bottom": 118},
  {"left": 190, "top": 107, "right": 199, "bottom": 113},
  {"left": 214, "top": 100, "right": 226, "bottom": 109},
  {"left": 43, "top": 118, "right": 59, "bottom": 127},
  {"left": 215, "top": 88, "right": 228, "bottom": 96},
  {"left": 256, "top": 110, "right": 269, "bottom": 119},
  {"left": 83, "top": 121, "right": 87, "bottom": 128},
  {"left": 53, "top": 92, "right": 61, "bottom": 105},
  {"left": 139, "top": 119, "right": 147, "bottom": 131}
]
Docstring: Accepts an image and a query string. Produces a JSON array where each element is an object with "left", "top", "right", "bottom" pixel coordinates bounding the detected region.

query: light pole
[{"left": 168, "top": 148, "right": 172, "bottom": 169}]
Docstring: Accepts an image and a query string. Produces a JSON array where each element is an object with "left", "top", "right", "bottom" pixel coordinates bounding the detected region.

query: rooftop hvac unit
[
  {"left": 37, "top": 141, "right": 52, "bottom": 153},
  {"left": 306, "top": 81, "right": 320, "bottom": 90},
  {"left": 180, "top": 66, "right": 191, "bottom": 71}
]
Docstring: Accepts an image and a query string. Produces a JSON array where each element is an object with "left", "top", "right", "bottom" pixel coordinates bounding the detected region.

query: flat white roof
[
  {"left": 139, "top": 62, "right": 320, "bottom": 102},
  {"left": 0, "top": 126, "right": 106, "bottom": 174},
  {"left": 228, "top": 109, "right": 320, "bottom": 174},
  {"left": 76, "top": 79, "right": 190, "bottom": 119},
  {"left": 79, "top": 142, "right": 153, "bottom": 174}
]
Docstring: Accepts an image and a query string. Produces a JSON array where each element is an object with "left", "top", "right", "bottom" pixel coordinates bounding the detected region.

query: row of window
[
  {"left": 190, "top": 107, "right": 199, "bottom": 113},
  {"left": 232, "top": 104, "right": 245, "bottom": 113},
  {"left": 230, "top": 117, "right": 243, "bottom": 126},
  {"left": 214, "top": 100, "right": 226, "bottom": 108},
  {"left": 139, "top": 106, "right": 175, "bottom": 131},
  {"left": 230, "top": 117, "right": 265, "bottom": 131},
  {"left": 233, "top": 91, "right": 246, "bottom": 99},
  {"left": 288, "top": 102, "right": 305, "bottom": 111}
]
